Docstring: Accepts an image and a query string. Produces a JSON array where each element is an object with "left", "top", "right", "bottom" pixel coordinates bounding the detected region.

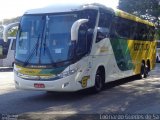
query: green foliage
[
  {"left": 8, "top": 27, "right": 18, "bottom": 37},
  {"left": 119, "top": 0, "right": 160, "bottom": 39},
  {"left": 118, "top": 0, "right": 160, "bottom": 26},
  {"left": 156, "top": 29, "right": 160, "bottom": 39},
  {"left": 0, "top": 16, "right": 20, "bottom": 37}
]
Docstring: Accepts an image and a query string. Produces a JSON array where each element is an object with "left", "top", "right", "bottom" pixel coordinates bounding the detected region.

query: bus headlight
[{"left": 57, "top": 68, "right": 78, "bottom": 78}]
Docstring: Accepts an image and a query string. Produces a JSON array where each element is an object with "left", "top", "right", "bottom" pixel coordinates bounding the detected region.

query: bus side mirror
[
  {"left": 71, "top": 19, "right": 89, "bottom": 41},
  {"left": 3, "top": 22, "right": 19, "bottom": 42}
]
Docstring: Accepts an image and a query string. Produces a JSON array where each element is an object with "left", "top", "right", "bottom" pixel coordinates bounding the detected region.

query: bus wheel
[
  {"left": 156, "top": 57, "right": 159, "bottom": 63},
  {"left": 147, "top": 60, "right": 150, "bottom": 72},
  {"left": 93, "top": 68, "right": 105, "bottom": 93},
  {"left": 139, "top": 62, "right": 147, "bottom": 79},
  {"left": 12, "top": 62, "right": 14, "bottom": 67}
]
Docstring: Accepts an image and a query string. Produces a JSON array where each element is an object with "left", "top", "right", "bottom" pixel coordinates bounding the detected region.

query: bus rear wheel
[
  {"left": 156, "top": 57, "right": 159, "bottom": 63},
  {"left": 139, "top": 62, "right": 148, "bottom": 79},
  {"left": 147, "top": 60, "right": 150, "bottom": 72}
]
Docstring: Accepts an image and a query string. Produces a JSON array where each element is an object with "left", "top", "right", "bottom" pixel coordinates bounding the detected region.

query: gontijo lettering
[{"left": 134, "top": 43, "right": 149, "bottom": 51}]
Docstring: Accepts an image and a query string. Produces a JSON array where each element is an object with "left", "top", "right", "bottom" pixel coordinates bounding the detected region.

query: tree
[
  {"left": 0, "top": 16, "right": 20, "bottom": 38},
  {"left": 2, "top": 16, "right": 20, "bottom": 25},
  {"left": 8, "top": 27, "right": 18, "bottom": 37},
  {"left": 118, "top": 0, "right": 160, "bottom": 27}
]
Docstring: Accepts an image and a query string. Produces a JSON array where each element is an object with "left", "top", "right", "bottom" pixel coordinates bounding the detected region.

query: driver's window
[{"left": 96, "top": 9, "right": 112, "bottom": 43}]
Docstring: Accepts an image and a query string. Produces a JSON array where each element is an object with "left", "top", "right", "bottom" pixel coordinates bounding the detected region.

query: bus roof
[
  {"left": 24, "top": 3, "right": 155, "bottom": 27},
  {"left": 115, "top": 9, "right": 155, "bottom": 27},
  {"left": 24, "top": 3, "right": 114, "bottom": 15}
]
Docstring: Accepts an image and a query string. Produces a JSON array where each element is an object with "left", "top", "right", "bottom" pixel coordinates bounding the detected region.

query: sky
[{"left": 0, "top": 0, "right": 119, "bottom": 21}]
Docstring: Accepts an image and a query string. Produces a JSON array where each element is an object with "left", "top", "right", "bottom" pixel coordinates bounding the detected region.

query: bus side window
[
  {"left": 135, "top": 23, "right": 150, "bottom": 41},
  {"left": 148, "top": 27, "right": 155, "bottom": 40},
  {"left": 115, "top": 17, "right": 132, "bottom": 39},
  {"left": 96, "top": 10, "right": 112, "bottom": 43},
  {"left": 157, "top": 41, "right": 160, "bottom": 48}
]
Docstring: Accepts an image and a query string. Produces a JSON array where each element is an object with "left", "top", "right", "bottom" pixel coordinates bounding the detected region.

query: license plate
[{"left": 34, "top": 83, "right": 45, "bottom": 88}]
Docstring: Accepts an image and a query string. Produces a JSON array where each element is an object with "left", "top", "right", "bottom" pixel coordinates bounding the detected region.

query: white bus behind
[{"left": 0, "top": 37, "right": 16, "bottom": 67}]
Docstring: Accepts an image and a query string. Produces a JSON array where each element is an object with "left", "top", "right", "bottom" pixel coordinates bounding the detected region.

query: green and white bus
[{"left": 3, "top": 3, "right": 156, "bottom": 92}]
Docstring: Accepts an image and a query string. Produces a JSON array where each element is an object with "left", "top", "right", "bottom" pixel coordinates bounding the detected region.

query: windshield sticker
[
  {"left": 18, "top": 50, "right": 28, "bottom": 54},
  {"left": 55, "top": 49, "right": 62, "bottom": 53}
]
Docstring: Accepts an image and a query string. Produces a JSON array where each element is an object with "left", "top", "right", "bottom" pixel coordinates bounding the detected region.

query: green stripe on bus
[{"left": 110, "top": 37, "right": 134, "bottom": 71}]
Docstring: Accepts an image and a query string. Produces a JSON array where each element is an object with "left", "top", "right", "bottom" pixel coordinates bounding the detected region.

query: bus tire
[
  {"left": 12, "top": 62, "right": 14, "bottom": 67},
  {"left": 147, "top": 60, "right": 150, "bottom": 72},
  {"left": 156, "top": 57, "right": 159, "bottom": 63},
  {"left": 138, "top": 62, "right": 147, "bottom": 79},
  {"left": 93, "top": 67, "right": 105, "bottom": 93}
]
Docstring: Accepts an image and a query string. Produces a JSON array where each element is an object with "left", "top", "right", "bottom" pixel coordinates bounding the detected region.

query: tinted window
[
  {"left": 96, "top": 10, "right": 112, "bottom": 42},
  {"left": 157, "top": 42, "right": 160, "bottom": 48},
  {"left": 115, "top": 17, "right": 135, "bottom": 39},
  {"left": 114, "top": 17, "right": 155, "bottom": 41}
]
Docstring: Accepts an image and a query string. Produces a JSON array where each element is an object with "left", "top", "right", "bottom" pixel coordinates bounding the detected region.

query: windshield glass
[
  {"left": 41, "top": 14, "right": 77, "bottom": 64},
  {"left": 16, "top": 15, "right": 45, "bottom": 64},
  {"left": 16, "top": 10, "right": 97, "bottom": 66}
]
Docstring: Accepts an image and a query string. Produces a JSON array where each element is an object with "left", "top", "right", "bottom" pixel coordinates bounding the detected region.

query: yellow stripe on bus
[{"left": 115, "top": 9, "right": 155, "bottom": 26}]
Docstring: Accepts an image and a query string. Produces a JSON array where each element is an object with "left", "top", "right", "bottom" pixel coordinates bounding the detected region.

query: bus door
[{"left": 3, "top": 38, "right": 16, "bottom": 67}]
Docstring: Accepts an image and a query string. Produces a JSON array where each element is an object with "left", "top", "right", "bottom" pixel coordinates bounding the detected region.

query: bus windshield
[{"left": 16, "top": 10, "right": 97, "bottom": 66}]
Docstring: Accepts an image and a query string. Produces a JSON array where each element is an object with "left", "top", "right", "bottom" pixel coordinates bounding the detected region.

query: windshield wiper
[
  {"left": 43, "top": 34, "right": 55, "bottom": 65},
  {"left": 43, "top": 34, "right": 47, "bottom": 55},
  {"left": 23, "top": 34, "right": 41, "bottom": 66}
]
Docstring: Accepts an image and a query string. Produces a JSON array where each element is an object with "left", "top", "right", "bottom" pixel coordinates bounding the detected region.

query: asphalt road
[{"left": 0, "top": 64, "right": 160, "bottom": 120}]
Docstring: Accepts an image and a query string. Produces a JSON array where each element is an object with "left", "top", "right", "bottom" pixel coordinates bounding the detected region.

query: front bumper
[{"left": 14, "top": 72, "right": 84, "bottom": 92}]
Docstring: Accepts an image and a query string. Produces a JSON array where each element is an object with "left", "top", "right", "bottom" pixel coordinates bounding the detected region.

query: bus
[
  {"left": 156, "top": 40, "right": 160, "bottom": 62},
  {"left": 2, "top": 3, "right": 156, "bottom": 92},
  {"left": 0, "top": 37, "right": 16, "bottom": 67}
]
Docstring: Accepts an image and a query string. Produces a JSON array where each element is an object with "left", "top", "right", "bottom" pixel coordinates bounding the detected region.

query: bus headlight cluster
[{"left": 57, "top": 68, "right": 78, "bottom": 78}]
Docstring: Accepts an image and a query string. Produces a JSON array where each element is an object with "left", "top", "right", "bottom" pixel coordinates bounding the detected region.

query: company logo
[
  {"left": 79, "top": 76, "right": 90, "bottom": 88},
  {"left": 134, "top": 43, "right": 149, "bottom": 51},
  {"left": 100, "top": 46, "right": 109, "bottom": 53}
]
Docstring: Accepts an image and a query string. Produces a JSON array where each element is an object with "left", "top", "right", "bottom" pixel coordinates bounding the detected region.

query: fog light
[{"left": 62, "top": 82, "right": 69, "bottom": 88}]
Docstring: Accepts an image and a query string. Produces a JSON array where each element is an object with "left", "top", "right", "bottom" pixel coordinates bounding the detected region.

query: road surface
[{"left": 0, "top": 64, "right": 160, "bottom": 119}]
